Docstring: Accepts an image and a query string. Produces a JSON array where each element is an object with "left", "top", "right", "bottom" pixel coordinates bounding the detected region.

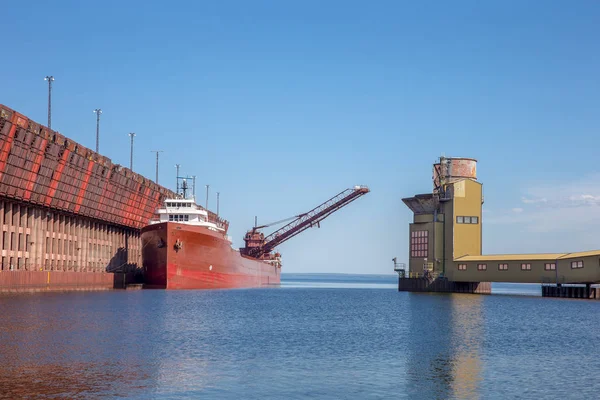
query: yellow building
[{"left": 402, "top": 156, "right": 600, "bottom": 285}]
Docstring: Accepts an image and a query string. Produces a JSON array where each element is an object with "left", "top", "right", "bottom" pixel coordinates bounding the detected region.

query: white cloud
[
  {"left": 487, "top": 173, "right": 600, "bottom": 234},
  {"left": 568, "top": 194, "right": 600, "bottom": 206}
]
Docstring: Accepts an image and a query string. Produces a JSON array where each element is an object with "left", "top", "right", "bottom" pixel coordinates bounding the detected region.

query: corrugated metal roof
[
  {"left": 455, "top": 254, "right": 564, "bottom": 261},
  {"left": 455, "top": 250, "right": 600, "bottom": 262},
  {"left": 557, "top": 250, "right": 600, "bottom": 259}
]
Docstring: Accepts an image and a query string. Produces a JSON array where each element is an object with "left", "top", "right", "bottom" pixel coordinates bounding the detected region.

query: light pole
[
  {"left": 128, "top": 133, "right": 135, "bottom": 170},
  {"left": 175, "top": 164, "right": 180, "bottom": 194},
  {"left": 93, "top": 109, "right": 102, "bottom": 153},
  {"left": 192, "top": 175, "right": 196, "bottom": 199},
  {"left": 205, "top": 184, "right": 210, "bottom": 209},
  {"left": 151, "top": 150, "right": 163, "bottom": 183},
  {"left": 44, "top": 76, "right": 54, "bottom": 129},
  {"left": 216, "top": 192, "right": 220, "bottom": 216}
]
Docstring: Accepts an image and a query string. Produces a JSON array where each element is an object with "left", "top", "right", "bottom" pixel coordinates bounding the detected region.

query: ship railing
[
  {"left": 394, "top": 262, "right": 406, "bottom": 278},
  {"left": 393, "top": 262, "right": 406, "bottom": 272}
]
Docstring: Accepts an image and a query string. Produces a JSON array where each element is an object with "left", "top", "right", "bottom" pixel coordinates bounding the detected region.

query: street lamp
[
  {"left": 44, "top": 76, "right": 54, "bottom": 128},
  {"left": 128, "top": 132, "right": 135, "bottom": 170},
  {"left": 93, "top": 109, "right": 102, "bottom": 153}
]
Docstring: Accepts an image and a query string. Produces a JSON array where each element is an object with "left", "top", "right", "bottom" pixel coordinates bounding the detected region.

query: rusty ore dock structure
[
  {"left": 397, "top": 156, "right": 600, "bottom": 300},
  {"left": 0, "top": 104, "right": 226, "bottom": 291}
]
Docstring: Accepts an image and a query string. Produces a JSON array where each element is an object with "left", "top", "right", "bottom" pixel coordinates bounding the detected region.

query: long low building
[
  {"left": 402, "top": 156, "right": 600, "bottom": 286},
  {"left": 454, "top": 251, "right": 600, "bottom": 284}
]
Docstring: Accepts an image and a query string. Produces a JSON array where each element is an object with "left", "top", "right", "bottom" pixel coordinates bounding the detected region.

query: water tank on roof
[{"left": 433, "top": 157, "right": 477, "bottom": 190}]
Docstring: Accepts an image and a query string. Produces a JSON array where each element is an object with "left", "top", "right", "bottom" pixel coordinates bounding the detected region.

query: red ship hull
[{"left": 141, "top": 222, "right": 281, "bottom": 289}]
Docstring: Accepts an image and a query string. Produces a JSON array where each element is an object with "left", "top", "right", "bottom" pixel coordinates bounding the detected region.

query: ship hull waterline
[{"left": 141, "top": 222, "right": 281, "bottom": 289}]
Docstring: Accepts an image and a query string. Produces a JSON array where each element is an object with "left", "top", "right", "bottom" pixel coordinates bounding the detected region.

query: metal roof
[
  {"left": 455, "top": 250, "right": 600, "bottom": 262},
  {"left": 402, "top": 193, "right": 437, "bottom": 214},
  {"left": 558, "top": 250, "right": 600, "bottom": 259}
]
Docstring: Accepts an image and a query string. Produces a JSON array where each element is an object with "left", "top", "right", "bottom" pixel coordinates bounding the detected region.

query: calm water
[{"left": 1, "top": 274, "right": 599, "bottom": 399}]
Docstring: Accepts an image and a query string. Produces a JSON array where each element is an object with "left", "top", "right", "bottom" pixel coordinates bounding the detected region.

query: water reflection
[
  {"left": 0, "top": 292, "right": 161, "bottom": 398},
  {"left": 404, "top": 293, "right": 483, "bottom": 399},
  {"left": 0, "top": 361, "right": 151, "bottom": 399},
  {"left": 448, "top": 294, "right": 483, "bottom": 400},
  {"left": 3, "top": 284, "right": 600, "bottom": 398}
]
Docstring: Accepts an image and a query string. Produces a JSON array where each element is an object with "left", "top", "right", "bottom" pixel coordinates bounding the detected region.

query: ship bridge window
[{"left": 169, "top": 214, "right": 189, "bottom": 222}]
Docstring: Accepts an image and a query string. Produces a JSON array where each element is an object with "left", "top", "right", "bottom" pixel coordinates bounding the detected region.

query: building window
[
  {"left": 456, "top": 216, "right": 479, "bottom": 224},
  {"left": 571, "top": 261, "right": 584, "bottom": 269},
  {"left": 498, "top": 263, "right": 508, "bottom": 270},
  {"left": 477, "top": 264, "right": 487, "bottom": 271},
  {"left": 458, "top": 264, "right": 467, "bottom": 271},
  {"left": 169, "top": 215, "right": 174, "bottom": 221},
  {"left": 521, "top": 263, "right": 531, "bottom": 271},
  {"left": 544, "top": 263, "right": 556, "bottom": 271},
  {"left": 410, "top": 230, "right": 428, "bottom": 258},
  {"left": 184, "top": 215, "right": 189, "bottom": 221}
]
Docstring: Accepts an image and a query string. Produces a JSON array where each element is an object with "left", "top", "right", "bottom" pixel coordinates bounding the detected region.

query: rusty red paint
[
  {"left": 44, "top": 147, "right": 71, "bottom": 206},
  {"left": 0, "top": 104, "right": 208, "bottom": 231},
  {"left": 0, "top": 116, "right": 20, "bottom": 181},
  {"left": 23, "top": 137, "right": 48, "bottom": 201}
]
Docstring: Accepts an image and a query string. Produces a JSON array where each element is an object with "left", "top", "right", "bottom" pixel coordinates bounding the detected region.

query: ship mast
[{"left": 175, "top": 167, "right": 195, "bottom": 200}]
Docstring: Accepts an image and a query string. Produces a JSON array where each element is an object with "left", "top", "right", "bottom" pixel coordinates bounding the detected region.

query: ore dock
[
  {"left": 396, "top": 156, "right": 600, "bottom": 300},
  {"left": 0, "top": 104, "right": 225, "bottom": 291}
]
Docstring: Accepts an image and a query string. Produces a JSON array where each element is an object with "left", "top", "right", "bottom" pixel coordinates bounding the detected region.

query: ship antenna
[
  {"left": 182, "top": 179, "right": 188, "bottom": 198},
  {"left": 175, "top": 164, "right": 181, "bottom": 195},
  {"left": 192, "top": 175, "right": 196, "bottom": 202}
]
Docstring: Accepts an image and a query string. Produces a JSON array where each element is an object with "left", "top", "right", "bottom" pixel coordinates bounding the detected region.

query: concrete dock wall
[
  {"left": 0, "top": 270, "right": 116, "bottom": 292},
  {"left": 398, "top": 277, "right": 491, "bottom": 294}
]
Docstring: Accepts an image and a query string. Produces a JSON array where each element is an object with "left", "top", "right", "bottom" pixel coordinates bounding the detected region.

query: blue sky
[{"left": 2, "top": 1, "right": 600, "bottom": 274}]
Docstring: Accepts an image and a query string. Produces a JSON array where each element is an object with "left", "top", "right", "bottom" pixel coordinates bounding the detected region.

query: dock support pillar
[
  {"left": 397, "top": 277, "right": 491, "bottom": 294},
  {"left": 542, "top": 284, "right": 599, "bottom": 300}
]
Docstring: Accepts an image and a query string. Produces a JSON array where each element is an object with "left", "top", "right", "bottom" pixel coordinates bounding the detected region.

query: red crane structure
[{"left": 241, "top": 185, "right": 370, "bottom": 259}]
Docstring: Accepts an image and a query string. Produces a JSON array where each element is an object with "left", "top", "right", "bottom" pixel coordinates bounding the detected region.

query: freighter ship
[{"left": 141, "top": 178, "right": 369, "bottom": 290}]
